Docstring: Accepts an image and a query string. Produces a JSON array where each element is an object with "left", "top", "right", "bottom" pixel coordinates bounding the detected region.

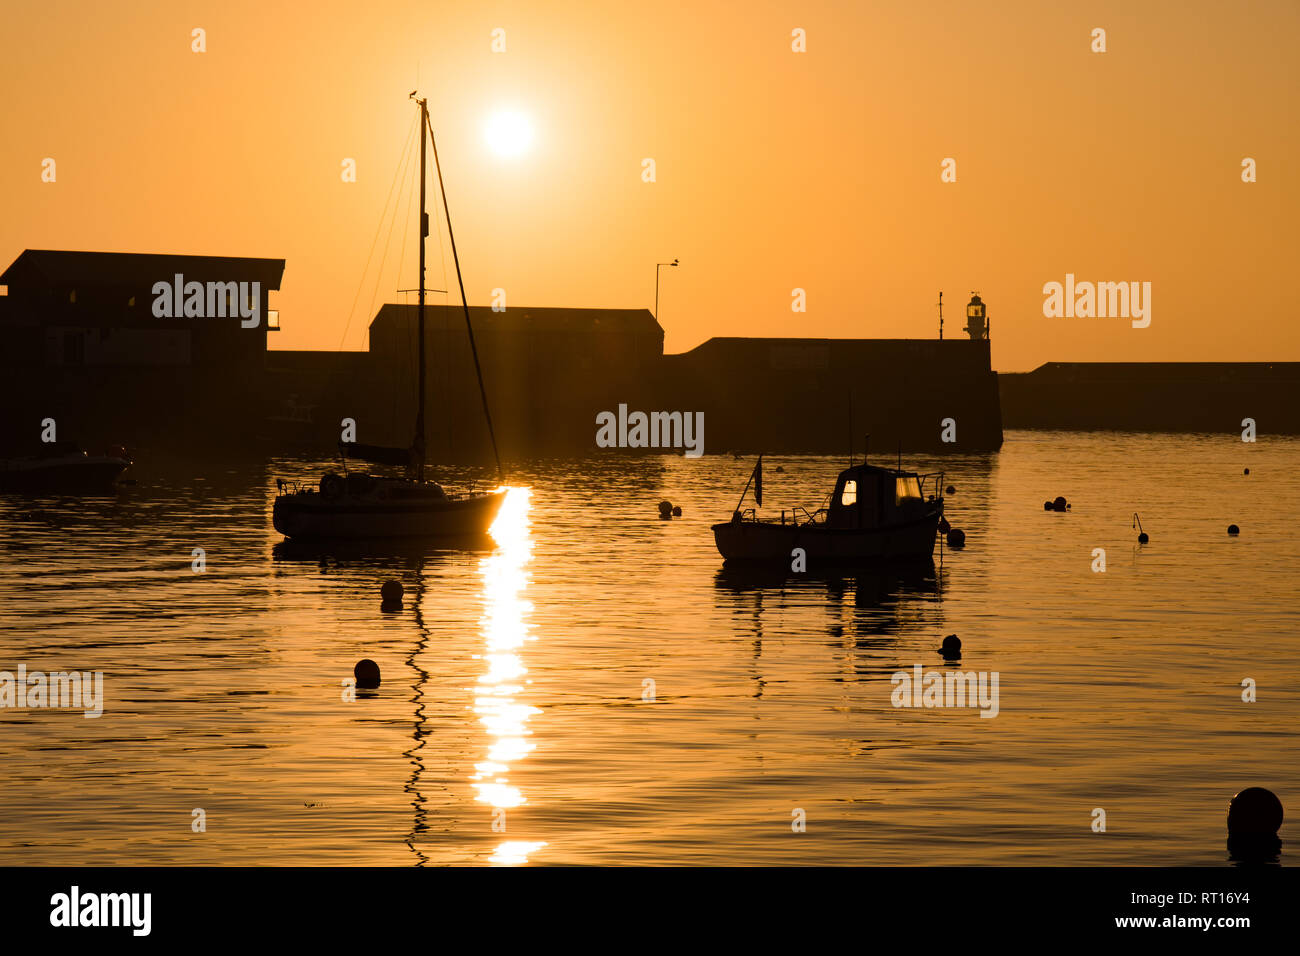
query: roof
[
  {"left": 370, "top": 303, "right": 662, "bottom": 335},
  {"left": 1017, "top": 362, "right": 1300, "bottom": 383},
  {"left": 0, "top": 250, "right": 286, "bottom": 289}
]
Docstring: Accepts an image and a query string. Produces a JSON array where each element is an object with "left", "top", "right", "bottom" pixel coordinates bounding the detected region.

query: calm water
[{"left": 1, "top": 431, "right": 1295, "bottom": 866}]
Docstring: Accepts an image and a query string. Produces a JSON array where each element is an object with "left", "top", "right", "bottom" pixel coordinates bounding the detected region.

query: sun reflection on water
[{"left": 471, "top": 486, "right": 546, "bottom": 863}]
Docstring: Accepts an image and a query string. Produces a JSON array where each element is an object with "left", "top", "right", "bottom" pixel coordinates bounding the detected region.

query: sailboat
[{"left": 272, "top": 94, "right": 507, "bottom": 540}]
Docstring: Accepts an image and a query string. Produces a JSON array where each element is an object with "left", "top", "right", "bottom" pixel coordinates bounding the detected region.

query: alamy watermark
[
  {"left": 0, "top": 665, "right": 103, "bottom": 717},
  {"left": 50, "top": 886, "right": 150, "bottom": 936},
  {"left": 1042, "top": 274, "right": 1151, "bottom": 328},
  {"left": 152, "top": 274, "right": 262, "bottom": 328},
  {"left": 890, "top": 664, "right": 999, "bottom": 718},
  {"left": 596, "top": 404, "right": 704, "bottom": 457}
]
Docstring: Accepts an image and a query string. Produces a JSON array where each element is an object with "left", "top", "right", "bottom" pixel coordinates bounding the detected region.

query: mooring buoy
[
  {"left": 1228, "top": 524, "right": 1240, "bottom": 535},
  {"left": 939, "top": 634, "right": 961, "bottom": 660},
  {"left": 946, "top": 528, "right": 966, "bottom": 548},
  {"left": 946, "top": 485, "right": 955, "bottom": 495},
  {"left": 354, "top": 659, "right": 381, "bottom": 689},
  {"left": 1043, "top": 500, "right": 1052, "bottom": 511},
  {"left": 1052, "top": 496, "right": 1068, "bottom": 512},
  {"left": 1227, "top": 787, "right": 1283, "bottom": 837},
  {"left": 380, "top": 580, "right": 403, "bottom": 603},
  {"left": 658, "top": 500, "right": 673, "bottom": 519}
]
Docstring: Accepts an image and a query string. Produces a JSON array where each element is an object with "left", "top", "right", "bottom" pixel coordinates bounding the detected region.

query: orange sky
[{"left": 2, "top": 0, "right": 1297, "bottom": 370}]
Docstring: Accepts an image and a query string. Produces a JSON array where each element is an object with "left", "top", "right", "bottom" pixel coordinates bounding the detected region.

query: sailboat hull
[{"left": 273, "top": 488, "right": 507, "bottom": 540}]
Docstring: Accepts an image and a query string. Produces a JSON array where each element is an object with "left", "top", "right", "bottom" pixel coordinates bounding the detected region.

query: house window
[
  {"left": 841, "top": 479, "right": 857, "bottom": 506},
  {"left": 62, "top": 330, "right": 85, "bottom": 365}
]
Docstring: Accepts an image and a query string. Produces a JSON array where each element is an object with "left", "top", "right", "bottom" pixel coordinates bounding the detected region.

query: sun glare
[{"left": 484, "top": 110, "right": 535, "bottom": 159}]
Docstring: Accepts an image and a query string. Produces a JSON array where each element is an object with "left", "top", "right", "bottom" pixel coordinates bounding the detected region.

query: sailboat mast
[
  {"left": 423, "top": 107, "right": 505, "bottom": 483},
  {"left": 414, "top": 95, "right": 429, "bottom": 481}
]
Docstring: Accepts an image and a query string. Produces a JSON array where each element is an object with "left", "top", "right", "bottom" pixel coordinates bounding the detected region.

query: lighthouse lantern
[{"left": 964, "top": 294, "right": 988, "bottom": 340}]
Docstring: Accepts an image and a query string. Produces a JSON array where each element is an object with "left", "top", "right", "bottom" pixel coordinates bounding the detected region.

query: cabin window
[
  {"left": 841, "top": 479, "right": 857, "bottom": 506},
  {"left": 895, "top": 476, "right": 923, "bottom": 505}
]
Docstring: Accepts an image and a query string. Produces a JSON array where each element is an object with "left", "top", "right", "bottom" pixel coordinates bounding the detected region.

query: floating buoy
[
  {"left": 1227, "top": 787, "right": 1283, "bottom": 837},
  {"left": 775, "top": 466, "right": 785, "bottom": 474},
  {"left": 1244, "top": 468, "right": 1250, "bottom": 475},
  {"left": 380, "top": 580, "right": 403, "bottom": 603},
  {"left": 354, "top": 659, "right": 381, "bottom": 689},
  {"left": 946, "top": 528, "right": 965, "bottom": 548},
  {"left": 658, "top": 500, "right": 673, "bottom": 519},
  {"left": 1138, "top": 532, "right": 1149, "bottom": 544},
  {"left": 945, "top": 485, "right": 955, "bottom": 495},
  {"left": 939, "top": 634, "right": 961, "bottom": 660},
  {"left": 938, "top": 516, "right": 951, "bottom": 533},
  {"left": 1043, "top": 500, "right": 1053, "bottom": 511},
  {"left": 672, "top": 505, "right": 682, "bottom": 517},
  {"left": 1052, "top": 496, "right": 1068, "bottom": 512},
  {"left": 1228, "top": 524, "right": 1240, "bottom": 535}
]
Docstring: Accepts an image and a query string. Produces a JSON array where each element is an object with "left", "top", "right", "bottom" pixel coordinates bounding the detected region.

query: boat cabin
[{"left": 827, "top": 463, "right": 933, "bottom": 529}]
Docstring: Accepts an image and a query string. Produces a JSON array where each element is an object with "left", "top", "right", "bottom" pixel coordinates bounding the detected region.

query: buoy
[
  {"left": 380, "top": 580, "right": 403, "bottom": 603},
  {"left": 939, "top": 634, "right": 961, "bottom": 660},
  {"left": 354, "top": 659, "right": 381, "bottom": 689},
  {"left": 1228, "top": 524, "right": 1240, "bottom": 535},
  {"left": 938, "top": 516, "right": 951, "bottom": 533},
  {"left": 1052, "top": 496, "right": 1068, "bottom": 512},
  {"left": 775, "top": 466, "right": 785, "bottom": 474},
  {"left": 658, "top": 500, "right": 673, "bottom": 519},
  {"left": 1043, "top": 500, "right": 1052, "bottom": 511},
  {"left": 1227, "top": 787, "right": 1283, "bottom": 837},
  {"left": 672, "top": 505, "right": 682, "bottom": 517},
  {"left": 1244, "top": 468, "right": 1250, "bottom": 475},
  {"left": 945, "top": 485, "right": 955, "bottom": 495},
  {"left": 946, "top": 528, "right": 965, "bottom": 548},
  {"left": 1138, "top": 532, "right": 1149, "bottom": 544}
]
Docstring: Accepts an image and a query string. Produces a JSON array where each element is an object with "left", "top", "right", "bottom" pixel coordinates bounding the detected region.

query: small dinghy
[
  {"left": 712, "top": 455, "right": 944, "bottom": 565},
  {"left": 0, "top": 442, "right": 130, "bottom": 493}
]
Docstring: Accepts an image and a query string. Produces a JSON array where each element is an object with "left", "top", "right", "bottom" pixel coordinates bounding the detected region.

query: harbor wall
[
  {"left": 999, "top": 363, "right": 1300, "bottom": 434},
  {"left": 656, "top": 337, "right": 1003, "bottom": 454}
]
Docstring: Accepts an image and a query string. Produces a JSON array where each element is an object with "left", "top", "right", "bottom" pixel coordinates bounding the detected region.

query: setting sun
[{"left": 484, "top": 109, "right": 534, "bottom": 159}]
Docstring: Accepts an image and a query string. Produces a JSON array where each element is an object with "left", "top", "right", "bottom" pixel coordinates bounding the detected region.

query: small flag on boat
[{"left": 754, "top": 455, "right": 763, "bottom": 507}]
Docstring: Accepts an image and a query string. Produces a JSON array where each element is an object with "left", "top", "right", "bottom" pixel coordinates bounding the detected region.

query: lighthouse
[{"left": 964, "top": 294, "right": 989, "bottom": 340}]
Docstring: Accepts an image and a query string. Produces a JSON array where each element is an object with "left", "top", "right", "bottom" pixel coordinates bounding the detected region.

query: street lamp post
[{"left": 655, "top": 259, "right": 679, "bottom": 320}]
